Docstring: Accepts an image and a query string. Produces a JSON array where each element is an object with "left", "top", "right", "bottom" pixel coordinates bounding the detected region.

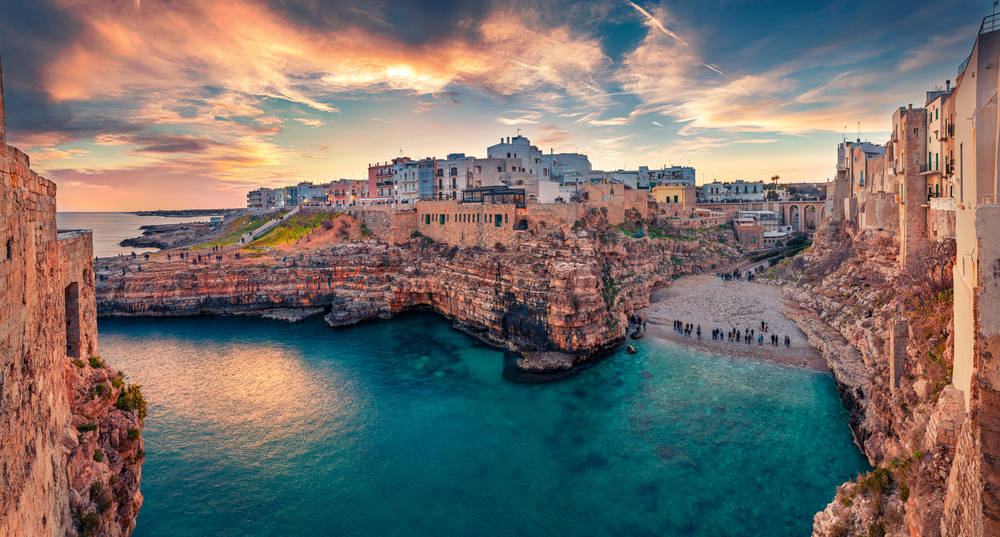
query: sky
[{"left": 0, "top": 0, "right": 987, "bottom": 211}]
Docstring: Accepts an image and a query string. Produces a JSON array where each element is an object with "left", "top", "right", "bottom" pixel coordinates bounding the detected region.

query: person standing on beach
[
  {"left": 785, "top": 335, "right": 790, "bottom": 347},
  {"left": 696, "top": 326, "right": 701, "bottom": 339}
]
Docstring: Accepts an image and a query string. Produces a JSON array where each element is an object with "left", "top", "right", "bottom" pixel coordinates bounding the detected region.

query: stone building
[{"left": 651, "top": 184, "right": 696, "bottom": 217}]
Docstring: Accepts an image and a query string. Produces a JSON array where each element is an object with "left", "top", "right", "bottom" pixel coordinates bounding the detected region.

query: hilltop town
[{"left": 4, "top": 8, "right": 1000, "bottom": 537}]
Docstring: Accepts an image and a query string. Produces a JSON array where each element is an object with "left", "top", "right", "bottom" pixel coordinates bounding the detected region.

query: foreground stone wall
[
  {"left": 1, "top": 141, "right": 75, "bottom": 537},
  {"left": 1, "top": 58, "right": 143, "bottom": 536}
]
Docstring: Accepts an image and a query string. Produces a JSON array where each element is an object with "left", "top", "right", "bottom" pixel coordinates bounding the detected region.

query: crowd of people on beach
[
  {"left": 717, "top": 269, "right": 756, "bottom": 282},
  {"left": 672, "top": 318, "right": 791, "bottom": 347}
]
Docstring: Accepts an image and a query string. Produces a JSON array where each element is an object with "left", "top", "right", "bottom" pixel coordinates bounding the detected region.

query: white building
[
  {"left": 703, "top": 180, "right": 765, "bottom": 202},
  {"left": 487, "top": 135, "right": 549, "bottom": 181}
]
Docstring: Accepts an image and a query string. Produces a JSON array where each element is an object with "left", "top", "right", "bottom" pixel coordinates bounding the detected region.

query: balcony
[{"left": 929, "top": 197, "right": 956, "bottom": 212}]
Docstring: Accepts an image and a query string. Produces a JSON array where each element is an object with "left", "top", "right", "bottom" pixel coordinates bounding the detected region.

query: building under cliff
[{"left": 0, "top": 56, "right": 144, "bottom": 536}]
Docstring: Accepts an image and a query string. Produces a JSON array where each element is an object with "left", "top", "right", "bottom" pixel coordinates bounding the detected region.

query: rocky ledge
[
  {"left": 63, "top": 357, "right": 145, "bottom": 536},
  {"left": 97, "top": 213, "right": 740, "bottom": 369}
]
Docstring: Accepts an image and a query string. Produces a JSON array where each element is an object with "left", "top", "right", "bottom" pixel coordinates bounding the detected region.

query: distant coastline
[{"left": 131, "top": 209, "right": 231, "bottom": 217}]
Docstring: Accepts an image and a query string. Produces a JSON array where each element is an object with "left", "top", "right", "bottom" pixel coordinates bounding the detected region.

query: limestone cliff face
[
  {"left": 96, "top": 217, "right": 738, "bottom": 360},
  {"left": 63, "top": 359, "right": 145, "bottom": 537},
  {"left": 773, "top": 220, "right": 960, "bottom": 537}
]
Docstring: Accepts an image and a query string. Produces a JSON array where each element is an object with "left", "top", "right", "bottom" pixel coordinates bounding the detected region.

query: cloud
[
  {"left": 627, "top": 2, "right": 688, "bottom": 47},
  {"left": 497, "top": 110, "right": 542, "bottom": 125},
  {"left": 897, "top": 24, "right": 978, "bottom": 73},
  {"left": 651, "top": 121, "right": 663, "bottom": 127},
  {"left": 534, "top": 124, "right": 572, "bottom": 145},
  {"left": 294, "top": 118, "right": 326, "bottom": 128}
]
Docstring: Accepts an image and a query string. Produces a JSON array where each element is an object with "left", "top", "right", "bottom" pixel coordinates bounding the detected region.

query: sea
[
  {"left": 56, "top": 212, "right": 220, "bottom": 258},
  {"left": 98, "top": 313, "right": 871, "bottom": 537}
]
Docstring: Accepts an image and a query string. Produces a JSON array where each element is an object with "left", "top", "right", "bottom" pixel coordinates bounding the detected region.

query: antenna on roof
[{"left": 399, "top": 147, "right": 403, "bottom": 157}]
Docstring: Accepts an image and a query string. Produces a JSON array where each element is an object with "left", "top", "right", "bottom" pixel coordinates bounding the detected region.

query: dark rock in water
[
  {"left": 657, "top": 445, "right": 676, "bottom": 460},
  {"left": 627, "top": 345, "right": 637, "bottom": 354},
  {"left": 630, "top": 331, "right": 643, "bottom": 339}
]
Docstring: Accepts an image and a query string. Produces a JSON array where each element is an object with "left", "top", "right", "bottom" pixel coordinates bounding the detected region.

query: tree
[
  {"left": 770, "top": 175, "right": 780, "bottom": 188},
  {"left": 766, "top": 190, "right": 780, "bottom": 201}
]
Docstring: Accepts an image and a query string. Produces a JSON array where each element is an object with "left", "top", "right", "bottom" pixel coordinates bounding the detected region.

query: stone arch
[
  {"left": 789, "top": 204, "right": 801, "bottom": 231},
  {"left": 804, "top": 204, "right": 818, "bottom": 231}
]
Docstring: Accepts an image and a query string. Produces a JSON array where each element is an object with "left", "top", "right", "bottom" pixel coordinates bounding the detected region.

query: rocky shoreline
[{"left": 96, "top": 213, "right": 740, "bottom": 368}]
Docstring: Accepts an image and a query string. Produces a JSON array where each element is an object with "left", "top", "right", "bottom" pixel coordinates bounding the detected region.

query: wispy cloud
[{"left": 294, "top": 118, "right": 326, "bottom": 128}]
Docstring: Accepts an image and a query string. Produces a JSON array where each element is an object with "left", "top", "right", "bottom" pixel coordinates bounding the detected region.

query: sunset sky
[{"left": 0, "top": 0, "right": 982, "bottom": 211}]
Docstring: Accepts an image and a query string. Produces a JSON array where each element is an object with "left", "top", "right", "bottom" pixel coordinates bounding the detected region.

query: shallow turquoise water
[{"left": 98, "top": 314, "right": 870, "bottom": 536}]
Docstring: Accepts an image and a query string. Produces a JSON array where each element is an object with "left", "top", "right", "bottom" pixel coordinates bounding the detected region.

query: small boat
[{"left": 630, "top": 331, "right": 644, "bottom": 340}]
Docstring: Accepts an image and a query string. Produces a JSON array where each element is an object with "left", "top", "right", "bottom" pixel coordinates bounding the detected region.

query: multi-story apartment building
[
  {"left": 487, "top": 135, "right": 549, "bottom": 180},
  {"left": 367, "top": 160, "right": 402, "bottom": 204},
  {"left": 327, "top": 179, "right": 367, "bottom": 206}
]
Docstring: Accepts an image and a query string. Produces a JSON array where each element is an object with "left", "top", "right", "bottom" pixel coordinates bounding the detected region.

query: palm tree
[{"left": 770, "top": 174, "right": 780, "bottom": 187}]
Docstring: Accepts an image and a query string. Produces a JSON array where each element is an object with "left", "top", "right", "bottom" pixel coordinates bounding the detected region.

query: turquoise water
[{"left": 98, "top": 314, "right": 869, "bottom": 537}]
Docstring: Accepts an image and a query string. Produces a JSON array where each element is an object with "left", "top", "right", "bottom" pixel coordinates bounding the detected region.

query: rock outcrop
[
  {"left": 97, "top": 213, "right": 739, "bottom": 363},
  {"left": 64, "top": 358, "right": 145, "bottom": 537},
  {"left": 768, "top": 220, "right": 959, "bottom": 537}
]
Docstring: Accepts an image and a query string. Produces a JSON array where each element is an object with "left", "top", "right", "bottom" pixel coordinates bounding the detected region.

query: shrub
[
  {"left": 830, "top": 524, "right": 848, "bottom": 537},
  {"left": 90, "top": 481, "right": 112, "bottom": 513},
  {"left": 93, "top": 449, "right": 103, "bottom": 463},
  {"left": 128, "top": 428, "right": 141, "bottom": 440},
  {"left": 858, "top": 468, "right": 892, "bottom": 497},
  {"left": 72, "top": 359, "right": 86, "bottom": 368},
  {"left": 410, "top": 230, "right": 423, "bottom": 238},
  {"left": 447, "top": 246, "right": 459, "bottom": 260},
  {"left": 899, "top": 482, "right": 910, "bottom": 502},
  {"left": 494, "top": 242, "right": 507, "bottom": 252},
  {"left": 77, "top": 423, "right": 98, "bottom": 433},
  {"left": 94, "top": 383, "right": 108, "bottom": 397},
  {"left": 111, "top": 376, "right": 124, "bottom": 389},
  {"left": 868, "top": 521, "right": 886, "bottom": 537},
  {"left": 116, "top": 384, "right": 148, "bottom": 424},
  {"left": 572, "top": 220, "right": 581, "bottom": 231},
  {"left": 88, "top": 356, "right": 105, "bottom": 369},
  {"left": 77, "top": 509, "right": 100, "bottom": 537}
]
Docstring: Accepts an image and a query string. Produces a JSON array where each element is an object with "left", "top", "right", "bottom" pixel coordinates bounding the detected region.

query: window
[
  {"left": 507, "top": 153, "right": 511, "bottom": 158},
  {"left": 495, "top": 214, "right": 503, "bottom": 227},
  {"left": 437, "top": 169, "right": 443, "bottom": 177},
  {"left": 5, "top": 238, "right": 11, "bottom": 260},
  {"left": 674, "top": 195, "right": 678, "bottom": 203},
  {"left": 425, "top": 214, "right": 431, "bottom": 225},
  {"left": 451, "top": 168, "right": 457, "bottom": 176},
  {"left": 750, "top": 236, "right": 756, "bottom": 244},
  {"left": 913, "top": 128, "right": 918, "bottom": 136},
  {"left": 440, "top": 215, "right": 445, "bottom": 225}
]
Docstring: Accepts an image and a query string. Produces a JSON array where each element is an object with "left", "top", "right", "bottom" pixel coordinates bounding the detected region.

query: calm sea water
[
  {"left": 98, "top": 314, "right": 870, "bottom": 537},
  {"left": 56, "top": 212, "right": 220, "bottom": 258}
]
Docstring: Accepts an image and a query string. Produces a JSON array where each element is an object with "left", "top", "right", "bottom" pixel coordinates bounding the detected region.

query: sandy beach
[{"left": 641, "top": 274, "right": 830, "bottom": 372}]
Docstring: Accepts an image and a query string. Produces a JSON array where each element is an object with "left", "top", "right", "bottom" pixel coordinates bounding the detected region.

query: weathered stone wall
[
  {"left": 861, "top": 193, "right": 899, "bottom": 233},
  {"left": 1, "top": 60, "right": 143, "bottom": 536},
  {"left": 345, "top": 206, "right": 417, "bottom": 244},
  {"left": 942, "top": 203, "right": 1000, "bottom": 536},
  {"left": 928, "top": 208, "right": 956, "bottom": 241},
  {"left": 416, "top": 199, "right": 525, "bottom": 250},
  {"left": 1, "top": 140, "right": 75, "bottom": 537}
]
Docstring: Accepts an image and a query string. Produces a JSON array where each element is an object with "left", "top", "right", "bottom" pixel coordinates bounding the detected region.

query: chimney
[
  {"left": 946, "top": 80, "right": 951, "bottom": 91},
  {"left": 507, "top": 137, "right": 510, "bottom": 144},
  {"left": 908, "top": 103, "right": 913, "bottom": 112}
]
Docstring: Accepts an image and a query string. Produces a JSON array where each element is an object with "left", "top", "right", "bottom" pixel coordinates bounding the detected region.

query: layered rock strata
[{"left": 96, "top": 215, "right": 739, "bottom": 363}]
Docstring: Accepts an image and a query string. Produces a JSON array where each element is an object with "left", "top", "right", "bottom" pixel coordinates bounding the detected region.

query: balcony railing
[{"left": 929, "top": 197, "right": 956, "bottom": 212}]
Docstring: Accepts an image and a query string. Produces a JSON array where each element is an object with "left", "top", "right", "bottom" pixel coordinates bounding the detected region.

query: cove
[{"left": 98, "top": 313, "right": 870, "bottom": 537}]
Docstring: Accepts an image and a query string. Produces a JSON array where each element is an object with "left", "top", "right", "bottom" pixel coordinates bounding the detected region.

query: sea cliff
[{"left": 96, "top": 213, "right": 739, "bottom": 367}]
